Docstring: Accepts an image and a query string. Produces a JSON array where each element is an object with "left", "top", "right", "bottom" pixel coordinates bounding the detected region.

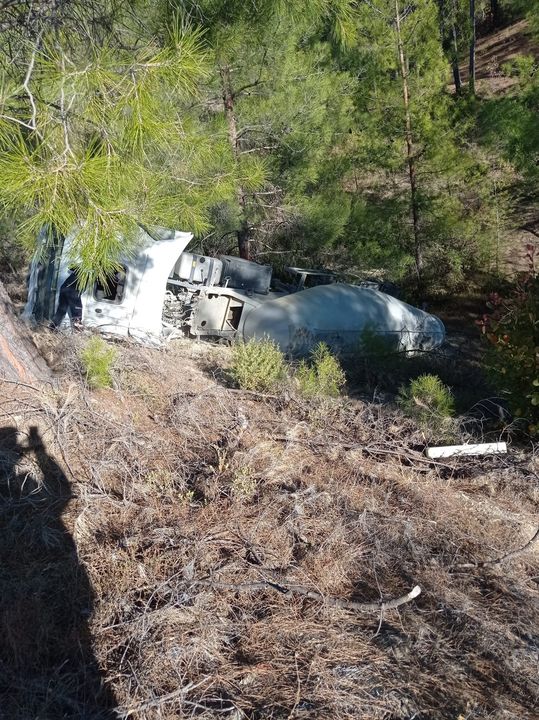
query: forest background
[{"left": 0, "top": 0, "right": 537, "bottom": 295}]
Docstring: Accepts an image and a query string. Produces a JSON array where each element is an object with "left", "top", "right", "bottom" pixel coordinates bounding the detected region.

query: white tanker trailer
[
  {"left": 239, "top": 284, "right": 444, "bottom": 355},
  {"left": 24, "top": 225, "right": 445, "bottom": 354}
]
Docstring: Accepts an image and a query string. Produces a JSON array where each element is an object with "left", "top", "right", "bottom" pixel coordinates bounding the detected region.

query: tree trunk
[
  {"left": 220, "top": 65, "right": 251, "bottom": 260},
  {"left": 439, "top": 0, "right": 462, "bottom": 95},
  {"left": 0, "top": 280, "right": 50, "bottom": 384},
  {"left": 469, "top": 0, "right": 476, "bottom": 96},
  {"left": 490, "top": 0, "right": 500, "bottom": 27},
  {"left": 451, "top": 32, "right": 462, "bottom": 95},
  {"left": 395, "top": 0, "right": 423, "bottom": 287},
  {"left": 451, "top": 13, "right": 462, "bottom": 94}
]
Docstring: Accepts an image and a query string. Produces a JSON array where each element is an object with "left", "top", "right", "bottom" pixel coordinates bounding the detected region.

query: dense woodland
[
  {"left": 0, "top": 0, "right": 539, "bottom": 419},
  {"left": 0, "top": 0, "right": 537, "bottom": 292}
]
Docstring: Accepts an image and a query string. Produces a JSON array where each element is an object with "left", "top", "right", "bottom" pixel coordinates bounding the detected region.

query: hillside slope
[
  {"left": 0, "top": 334, "right": 537, "bottom": 719},
  {"left": 460, "top": 19, "right": 539, "bottom": 95}
]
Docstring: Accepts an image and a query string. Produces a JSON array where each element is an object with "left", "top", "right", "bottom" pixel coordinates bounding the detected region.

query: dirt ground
[
  {"left": 458, "top": 19, "right": 539, "bottom": 96},
  {"left": 0, "top": 330, "right": 537, "bottom": 720}
]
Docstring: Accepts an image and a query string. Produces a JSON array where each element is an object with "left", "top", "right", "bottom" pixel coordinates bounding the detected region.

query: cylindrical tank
[{"left": 240, "top": 284, "right": 445, "bottom": 356}]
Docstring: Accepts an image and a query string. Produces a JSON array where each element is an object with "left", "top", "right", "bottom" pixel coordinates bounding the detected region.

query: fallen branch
[
  {"left": 271, "top": 435, "right": 456, "bottom": 470},
  {"left": 185, "top": 578, "right": 422, "bottom": 613},
  {"left": 225, "top": 388, "right": 281, "bottom": 400},
  {"left": 455, "top": 526, "right": 539, "bottom": 569},
  {"left": 172, "top": 388, "right": 281, "bottom": 401}
]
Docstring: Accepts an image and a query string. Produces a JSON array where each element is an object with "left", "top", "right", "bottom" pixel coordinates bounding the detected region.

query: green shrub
[
  {"left": 229, "top": 338, "right": 286, "bottom": 392},
  {"left": 296, "top": 342, "right": 346, "bottom": 398},
  {"left": 480, "top": 245, "right": 539, "bottom": 433},
  {"left": 398, "top": 374, "right": 454, "bottom": 431},
  {"left": 79, "top": 336, "right": 118, "bottom": 389}
]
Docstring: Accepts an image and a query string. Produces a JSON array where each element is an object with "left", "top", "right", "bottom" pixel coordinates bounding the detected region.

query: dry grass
[{"left": 0, "top": 333, "right": 538, "bottom": 719}]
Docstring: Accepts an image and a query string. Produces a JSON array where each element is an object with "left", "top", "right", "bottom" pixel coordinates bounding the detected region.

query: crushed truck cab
[{"left": 25, "top": 226, "right": 445, "bottom": 355}]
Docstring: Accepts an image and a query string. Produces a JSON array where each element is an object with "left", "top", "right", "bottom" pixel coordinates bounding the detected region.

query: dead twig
[
  {"left": 455, "top": 526, "right": 539, "bottom": 569},
  {"left": 116, "top": 679, "right": 207, "bottom": 718},
  {"left": 271, "top": 435, "right": 456, "bottom": 470},
  {"left": 0, "top": 377, "right": 42, "bottom": 393},
  {"left": 183, "top": 578, "right": 422, "bottom": 613},
  {"left": 172, "top": 388, "right": 281, "bottom": 401}
]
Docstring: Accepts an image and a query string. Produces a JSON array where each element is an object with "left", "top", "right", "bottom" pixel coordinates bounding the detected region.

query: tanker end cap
[{"left": 424, "top": 314, "right": 446, "bottom": 349}]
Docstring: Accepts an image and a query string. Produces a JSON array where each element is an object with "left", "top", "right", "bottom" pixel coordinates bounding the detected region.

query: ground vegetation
[
  {"left": 0, "top": 335, "right": 537, "bottom": 719},
  {"left": 0, "top": 2, "right": 539, "bottom": 717}
]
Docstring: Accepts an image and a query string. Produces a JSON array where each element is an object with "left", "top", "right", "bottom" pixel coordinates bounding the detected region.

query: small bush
[
  {"left": 398, "top": 374, "right": 454, "bottom": 432},
  {"left": 296, "top": 342, "right": 346, "bottom": 398},
  {"left": 231, "top": 467, "right": 257, "bottom": 500},
  {"left": 229, "top": 338, "right": 286, "bottom": 392},
  {"left": 479, "top": 245, "right": 539, "bottom": 433},
  {"left": 80, "top": 336, "right": 118, "bottom": 389}
]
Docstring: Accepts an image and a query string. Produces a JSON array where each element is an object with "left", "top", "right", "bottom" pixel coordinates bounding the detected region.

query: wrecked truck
[{"left": 24, "top": 225, "right": 445, "bottom": 355}]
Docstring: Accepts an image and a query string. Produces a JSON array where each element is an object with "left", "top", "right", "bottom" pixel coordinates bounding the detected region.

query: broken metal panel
[
  {"left": 25, "top": 225, "right": 193, "bottom": 340},
  {"left": 173, "top": 253, "right": 223, "bottom": 285},
  {"left": 187, "top": 287, "right": 263, "bottom": 338},
  {"left": 219, "top": 255, "right": 272, "bottom": 294},
  {"left": 82, "top": 227, "right": 193, "bottom": 340}
]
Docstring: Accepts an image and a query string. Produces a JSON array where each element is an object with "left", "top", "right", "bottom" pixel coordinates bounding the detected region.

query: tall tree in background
[
  {"left": 204, "top": 21, "right": 354, "bottom": 263},
  {"left": 438, "top": 0, "right": 463, "bottom": 94},
  {"left": 346, "top": 0, "right": 449, "bottom": 285},
  {"left": 160, "top": 0, "right": 357, "bottom": 259},
  {"left": 469, "top": 0, "right": 477, "bottom": 95},
  {"left": 394, "top": 0, "right": 423, "bottom": 280},
  {"left": 342, "top": 0, "right": 501, "bottom": 290}
]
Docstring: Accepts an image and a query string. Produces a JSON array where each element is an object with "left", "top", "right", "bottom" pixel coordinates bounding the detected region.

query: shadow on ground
[{"left": 0, "top": 425, "right": 117, "bottom": 720}]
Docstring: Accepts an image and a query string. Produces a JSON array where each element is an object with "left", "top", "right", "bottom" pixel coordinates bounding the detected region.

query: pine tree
[
  {"left": 0, "top": 4, "right": 240, "bottom": 286},
  {"left": 159, "top": 0, "right": 358, "bottom": 259},
  {"left": 341, "top": 0, "right": 504, "bottom": 292}
]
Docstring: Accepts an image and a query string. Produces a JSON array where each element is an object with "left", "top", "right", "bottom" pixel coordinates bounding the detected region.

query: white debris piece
[{"left": 426, "top": 442, "right": 507, "bottom": 459}]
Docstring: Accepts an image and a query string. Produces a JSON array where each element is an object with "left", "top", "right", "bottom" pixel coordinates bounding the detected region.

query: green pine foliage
[
  {"left": 338, "top": 0, "right": 507, "bottom": 291},
  {"left": 398, "top": 374, "right": 455, "bottom": 432},
  {"left": 476, "top": 55, "right": 539, "bottom": 185},
  {"left": 296, "top": 343, "right": 346, "bottom": 398},
  {"left": 0, "top": 0, "right": 536, "bottom": 300},
  {"left": 80, "top": 336, "right": 118, "bottom": 389},
  {"left": 480, "top": 246, "right": 539, "bottom": 433},
  {"left": 176, "top": 7, "right": 356, "bottom": 261},
  {"left": 0, "top": 17, "right": 241, "bottom": 286},
  {"left": 229, "top": 338, "right": 287, "bottom": 392}
]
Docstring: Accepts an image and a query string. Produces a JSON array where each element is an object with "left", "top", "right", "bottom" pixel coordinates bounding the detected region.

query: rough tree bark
[
  {"left": 395, "top": 0, "right": 423, "bottom": 286},
  {"left": 220, "top": 65, "right": 251, "bottom": 260},
  {"left": 0, "top": 279, "right": 50, "bottom": 384}
]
